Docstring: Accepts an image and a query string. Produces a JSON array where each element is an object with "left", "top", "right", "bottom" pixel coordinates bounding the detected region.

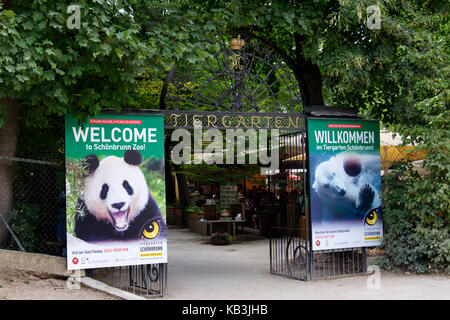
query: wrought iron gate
[
  {"left": 268, "top": 131, "right": 368, "bottom": 280},
  {"left": 88, "top": 263, "right": 167, "bottom": 297},
  {"left": 268, "top": 131, "right": 311, "bottom": 280}
]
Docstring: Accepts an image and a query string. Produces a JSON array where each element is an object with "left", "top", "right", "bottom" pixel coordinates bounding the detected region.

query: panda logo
[
  {"left": 312, "top": 152, "right": 381, "bottom": 219},
  {"left": 141, "top": 220, "right": 160, "bottom": 239},
  {"left": 364, "top": 208, "right": 379, "bottom": 226},
  {"left": 74, "top": 150, "right": 166, "bottom": 243}
]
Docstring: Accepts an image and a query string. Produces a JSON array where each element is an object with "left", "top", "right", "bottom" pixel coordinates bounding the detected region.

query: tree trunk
[
  {"left": 0, "top": 98, "right": 20, "bottom": 244},
  {"left": 176, "top": 172, "right": 191, "bottom": 227},
  {"left": 164, "top": 137, "right": 177, "bottom": 205},
  {"left": 294, "top": 33, "right": 324, "bottom": 106}
]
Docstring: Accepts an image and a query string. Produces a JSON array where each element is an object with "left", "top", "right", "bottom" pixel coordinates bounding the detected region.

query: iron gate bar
[
  {"left": 0, "top": 155, "right": 61, "bottom": 166},
  {"left": 228, "top": 29, "right": 309, "bottom": 105},
  {"left": 0, "top": 212, "right": 25, "bottom": 252},
  {"left": 88, "top": 263, "right": 167, "bottom": 297},
  {"left": 161, "top": 35, "right": 304, "bottom": 114},
  {"left": 269, "top": 130, "right": 309, "bottom": 280},
  {"left": 268, "top": 130, "right": 368, "bottom": 281}
]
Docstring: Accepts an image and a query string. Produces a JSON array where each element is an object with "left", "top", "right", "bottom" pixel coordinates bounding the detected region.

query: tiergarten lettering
[{"left": 165, "top": 113, "right": 304, "bottom": 129}]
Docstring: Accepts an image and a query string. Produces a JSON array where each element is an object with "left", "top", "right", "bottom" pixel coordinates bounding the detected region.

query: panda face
[{"left": 83, "top": 152, "right": 149, "bottom": 232}]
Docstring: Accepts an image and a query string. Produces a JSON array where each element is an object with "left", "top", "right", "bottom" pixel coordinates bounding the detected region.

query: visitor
[{"left": 245, "top": 191, "right": 257, "bottom": 228}]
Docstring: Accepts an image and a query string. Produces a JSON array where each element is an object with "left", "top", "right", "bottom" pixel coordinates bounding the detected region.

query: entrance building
[{"left": 90, "top": 34, "right": 371, "bottom": 295}]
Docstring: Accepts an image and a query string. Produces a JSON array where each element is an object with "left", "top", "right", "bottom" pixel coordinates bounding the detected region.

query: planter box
[
  {"left": 210, "top": 238, "right": 229, "bottom": 245},
  {"left": 188, "top": 218, "right": 208, "bottom": 236},
  {"left": 188, "top": 211, "right": 203, "bottom": 221},
  {"left": 166, "top": 206, "right": 183, "bottom": 227},
  {"left": 166, "top": 206, "right": 175, "bottom": 225},
  {"left": 203, "top": 204, "right": 218, "bottom": 219}
]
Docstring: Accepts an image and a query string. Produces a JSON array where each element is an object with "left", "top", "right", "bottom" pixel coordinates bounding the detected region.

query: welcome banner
[
  {"left": 65, "top": 114, "right": 167, "bottom": 270},
  {"left": 307, "top": 118, "right": 383, "bottom": 251}
]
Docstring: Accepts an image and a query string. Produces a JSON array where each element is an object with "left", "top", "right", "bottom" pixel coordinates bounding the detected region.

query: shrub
[
  {"left": 381, "top": 162, "right": 450, "bottom": 274},
  {"left": 210, "top": 232, "right": 233, "bottom": 244},
  {"left": 6, "top": 203, "right": 41, "bottom": 252}
]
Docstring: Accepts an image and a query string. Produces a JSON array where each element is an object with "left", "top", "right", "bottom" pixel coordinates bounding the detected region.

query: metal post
[{"left": 0, "top": 212, "right": 25, "bottom": 252}]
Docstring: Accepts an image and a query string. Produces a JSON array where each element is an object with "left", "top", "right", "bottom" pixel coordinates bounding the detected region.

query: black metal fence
[
  {"left": 87, "top": 264, "right": 167, "bottom": 297},
  {"left": 269, "top": 227, "right": 311, "bottom": 280},
  {"left": 269, "top": 228, "right": 368, "bottom": 280},
  {"left": 311, "top": 247, "right": 367, "bottom": 279},
  {"left": 0, "top": 156, "right": 167, "bottom": 298},
  {"left": 267, "top": 131, "right": 369, "bottom": 280}
]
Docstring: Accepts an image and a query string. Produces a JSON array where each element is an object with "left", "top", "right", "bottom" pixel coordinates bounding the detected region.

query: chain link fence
[{"left": 0, "top": 156, "right": 65, "bottom": 256}]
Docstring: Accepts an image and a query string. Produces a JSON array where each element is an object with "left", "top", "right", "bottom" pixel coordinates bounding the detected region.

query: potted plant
[
  {"left": 186, "top": 205, "right": 203, "bottom": 220},
  {"left": 186, "top": 205, "right": 207, "bottom": 235},
  {"left": 167, "top": 200, "right": 182, "bottom": 226},
  {"left": 210, "top": 232, "right": 234, "bottom": 245},
  {"left": 166, "top": 200, "right": 181, "bottom": 225}
]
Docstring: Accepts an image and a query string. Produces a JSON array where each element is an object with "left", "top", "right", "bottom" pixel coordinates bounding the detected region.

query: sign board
[
  {"left": 164, "top": 111, "right": 305, "bottom": 130},
  {"left": 220, "top": 184, "right": 238, "bottom": 211},
  {"left": 307, "top": 118, "right": 383, "bottom": 251},
  {"left": 65, "top": 114, "right": 167, "bottom": 270}
]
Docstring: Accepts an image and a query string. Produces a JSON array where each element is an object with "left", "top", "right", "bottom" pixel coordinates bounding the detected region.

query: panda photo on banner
[{"left": 74, "top": 149, "right": 166, "bottom": 242}]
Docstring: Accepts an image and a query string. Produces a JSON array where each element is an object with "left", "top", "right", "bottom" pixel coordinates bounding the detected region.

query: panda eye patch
[
  {"left": 100, "top": 184, "right": 109, "bottom": 200},
  {"left": 122, "top": 180, "right": 133, "bottom": 195}
]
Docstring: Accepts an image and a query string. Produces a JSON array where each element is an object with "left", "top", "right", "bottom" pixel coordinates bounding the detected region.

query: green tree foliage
[
  {"left": 316, "top": 1, "right": 449, "bottom": 273},
  {"left": 181, "top": 163, "right": 260, "bottom": 187},
  {"left": 0, "top": 0, "right": 216, "bottom": 243},
  {"left": 197, "top": 0, "right": 449, "bottom": 273},
  {"left": 0, "top": 0, "right": 214, "bottom": 125},
  {"left": 190, "top": 0, "right": 332, "bottom": 105}
]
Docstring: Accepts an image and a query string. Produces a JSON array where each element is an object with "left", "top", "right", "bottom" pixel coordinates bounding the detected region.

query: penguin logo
[
  {"left": 365, "top": 209, "right": 378, "bottom": 226},
  {"left": 142, "top": 220, "right": 160, "bottom": 239}
]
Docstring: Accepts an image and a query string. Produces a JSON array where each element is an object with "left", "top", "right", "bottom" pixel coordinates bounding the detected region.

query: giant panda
[{"left": 74, "top": 149, "right": 166, "bottom": 243}]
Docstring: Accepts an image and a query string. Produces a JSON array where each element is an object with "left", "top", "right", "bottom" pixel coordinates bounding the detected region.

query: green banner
[
  {"left": 308, "top": 119, "right": 380, "bottom": 153},
  {"left": 65, "top": 114, "right": 167, "bottom": 270},
  {"left": 65, "top": 114, "right": 164, "bottom": 160},
  {"left": 307, "top": 118, "right": 383, "bottom": 251}
]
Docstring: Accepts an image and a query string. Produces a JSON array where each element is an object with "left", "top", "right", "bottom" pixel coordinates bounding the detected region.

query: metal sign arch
[{"left": 159, "top": 34, "right": 305, "bottom": 118}]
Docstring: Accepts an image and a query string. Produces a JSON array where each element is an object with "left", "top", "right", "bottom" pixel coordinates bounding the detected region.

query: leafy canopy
[{"left": 0, "top": 0, "right": 215, "bottom": 126}]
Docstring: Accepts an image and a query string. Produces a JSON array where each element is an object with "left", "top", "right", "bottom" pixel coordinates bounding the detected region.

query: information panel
[
  {"left": 307, "top": 118, "right": 383, "bottom": 251},
  {"left": 65, "top": 114, "right": 167, "bottom": 270}
]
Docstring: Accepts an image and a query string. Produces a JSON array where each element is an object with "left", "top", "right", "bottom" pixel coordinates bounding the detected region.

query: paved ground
[{"left": 157, "top": 227, "right": 450, "bottom": 300}]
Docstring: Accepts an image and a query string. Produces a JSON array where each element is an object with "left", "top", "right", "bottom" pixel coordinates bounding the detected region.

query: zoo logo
[
  {"left": 141, "top": 220, "right": 160, "bottom": 239},
  {"left": 364, "top": 208, "right": 379, "bottom": 226}
]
